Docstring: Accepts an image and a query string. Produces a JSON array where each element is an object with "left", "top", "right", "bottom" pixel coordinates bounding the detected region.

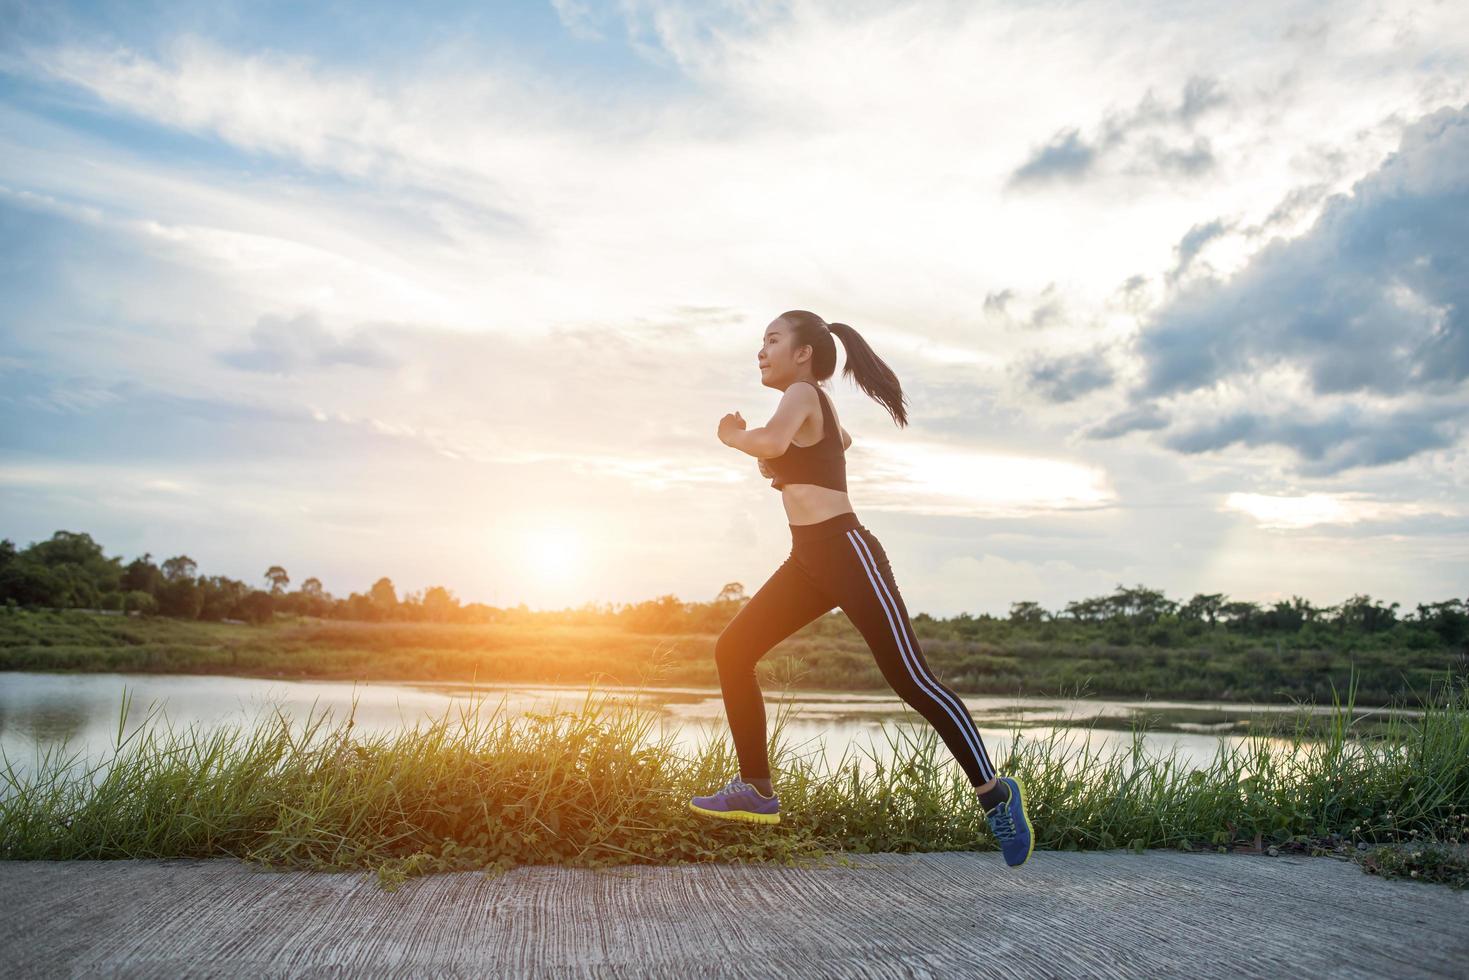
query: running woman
[{"left": 689, "top": 310, "right": 1034, "bottom": 868}]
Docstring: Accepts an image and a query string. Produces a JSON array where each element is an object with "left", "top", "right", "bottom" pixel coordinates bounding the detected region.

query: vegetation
[
  {"left": 3, "top": 605, "right": 1463, "bottom": 707},
  {"left": 2, "top": 529, "right": 1464, "bottom": 704},
  {"left": 2, "top": 668, "right": 1465, "bottom": 889}
]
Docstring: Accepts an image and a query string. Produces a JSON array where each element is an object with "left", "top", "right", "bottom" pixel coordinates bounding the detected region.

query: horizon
[{"left": 2, "top": 524, "right": 1456, "bottom": 619}]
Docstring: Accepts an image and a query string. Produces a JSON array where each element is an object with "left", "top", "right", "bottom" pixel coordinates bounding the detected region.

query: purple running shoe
[{"left": 689, "top": 775, "right": 781, "bottom": 824}]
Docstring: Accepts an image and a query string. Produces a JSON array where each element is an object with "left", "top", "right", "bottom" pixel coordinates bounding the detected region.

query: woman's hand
[
  {"left": 757, "top": 457, "right": 773, "bottom": 478},
  {"left": 718, "top": 411, "right": 746, "bottom": 447}
]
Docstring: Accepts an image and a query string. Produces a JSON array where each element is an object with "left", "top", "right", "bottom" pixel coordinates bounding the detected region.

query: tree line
[{"left": 1, "top": 530, "right": 1465, "bottom": 649}]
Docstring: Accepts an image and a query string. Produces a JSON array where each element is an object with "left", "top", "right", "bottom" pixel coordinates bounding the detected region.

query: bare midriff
[{"left": 780, "top": 483, "right": 855, "bottom": 525}]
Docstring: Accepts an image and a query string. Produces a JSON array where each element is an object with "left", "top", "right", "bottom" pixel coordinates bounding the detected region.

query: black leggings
[{"left": 714, "top": 511, "right": 998, "bottom": 787}]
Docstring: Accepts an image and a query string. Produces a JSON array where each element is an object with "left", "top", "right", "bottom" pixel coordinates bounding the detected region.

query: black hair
[{"left": 777, "top": 310, "right": 909, "bottom": 427}]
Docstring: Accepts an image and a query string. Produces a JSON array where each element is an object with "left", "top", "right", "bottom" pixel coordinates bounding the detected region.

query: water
[{"left": 0, "top": 671, "right": 1399, "bottom": 790}]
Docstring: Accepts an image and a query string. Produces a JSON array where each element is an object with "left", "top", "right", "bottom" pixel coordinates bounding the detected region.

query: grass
[{"left": 1, "top": 664, "right": 1466, "bottom": 892}]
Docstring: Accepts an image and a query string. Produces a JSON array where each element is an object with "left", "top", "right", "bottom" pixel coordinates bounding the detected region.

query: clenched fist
[{"left": 718, "top": 411, "right": 746, "bottom": 446}]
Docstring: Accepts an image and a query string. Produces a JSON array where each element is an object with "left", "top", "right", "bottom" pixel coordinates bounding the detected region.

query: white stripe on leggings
[{"left": 844, "top": 529, "right": 995, "bottom": 783}]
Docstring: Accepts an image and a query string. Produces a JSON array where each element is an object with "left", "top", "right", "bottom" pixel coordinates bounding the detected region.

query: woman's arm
[{"left": 719, "top": 384, "right": 818, "bottom": 458}]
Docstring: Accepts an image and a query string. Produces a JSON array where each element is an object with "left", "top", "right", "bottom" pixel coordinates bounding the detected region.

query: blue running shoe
[
  {"left": 689, "top": 775, "right": 781, "bottom": 825},
  {"left": 984, "top": 775, "right": 1034, "bottom": 867}
]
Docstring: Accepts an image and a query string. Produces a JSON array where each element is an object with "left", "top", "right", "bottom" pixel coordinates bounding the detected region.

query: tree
[
  {"left": 0, "top": 561, "right": 66, "bottom": 607},
  {"left": 123, "top": 590, "right": 159, "bottom": 616},
  {"left": 1261, "top": 595, "right": 1319, "bottom": 632},
  {"left": 24, "top": 530, "right": 123, "bottom": 594},
  {"left": 1412, "top": 598, "right": 1468, "bottom": 647},
  {"left": 1220, "top": 600, "right": 1263, "bottom": 633},
  {"left": 161, "top": 555, "right": 198, "bottom": 583},
  {"left": 158, "top": 577, "right": 203, "bottom": 618},
  {"left": 422, "top": 585, "right": 459, "bottom": 622},
  {"left": 264, "top": 565, "right": 290, "bottom": 595},
  {"left": 1008, "top": 600, "right": 1047, "bottom": 624},
  {"left": 1337, "top": 594, "right": 1400, "bottom": 633},
  {"left": 1063, "top": 596, "right": 1109, "bottom": 623},
  {"left": 619, "top": 594, "right": 689, "bottom": 633},
  {"left": 297, "top": 576, "right": 331, "bottom": 618},
  {"left": 240, "top": 589, "right": 275, "bottom": 626},
  {"left": 369, "top": 578, "right": 398, "bottom": 621},
  {"left": 121, "top": 554, "right": 164, "bottom": 595},
  {"left": 199, "top": 575, "right": 251, "bottom": 621},
  {"left": 1106, "top": 584, "right": 1176, "bottom": 624},
  {"left": 1181, "top": 592, "right": 1227, "bottom": 626},
  {"left": 715, "top": 582, "right": 746, "bottom": 603}
]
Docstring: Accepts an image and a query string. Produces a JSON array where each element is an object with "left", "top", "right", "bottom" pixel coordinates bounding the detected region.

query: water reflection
[
  {"left": 0, "top": 690, "right": 92, "bottom": 747},
  {"left": 0, "top": 671, "right": 1388, "bottom": 791}
]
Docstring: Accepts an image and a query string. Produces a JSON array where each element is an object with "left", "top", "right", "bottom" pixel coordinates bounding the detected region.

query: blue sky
[{"left": 2, "top": 0, "right": 1467, "bottom": 616}]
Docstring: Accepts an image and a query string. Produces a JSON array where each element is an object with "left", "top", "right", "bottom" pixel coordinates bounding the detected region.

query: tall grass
[{"left": 2, "top": 667, "right": 1466, "bottom": 889}]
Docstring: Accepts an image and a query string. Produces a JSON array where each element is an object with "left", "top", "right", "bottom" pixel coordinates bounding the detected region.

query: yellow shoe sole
[
  {"left": 689, "top": 800, "right": 781, "bottom": 824},
  {"left": 1010, "top": 775, "right": 1035, "bottom": 866}
]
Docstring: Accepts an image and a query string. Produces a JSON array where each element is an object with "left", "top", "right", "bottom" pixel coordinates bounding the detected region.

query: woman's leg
[
  {"left": 714, "top": 555, "right": 835, "bottom": 786},
  {"left": 823, "top": 525, "right": 999, "bottom": 789}
]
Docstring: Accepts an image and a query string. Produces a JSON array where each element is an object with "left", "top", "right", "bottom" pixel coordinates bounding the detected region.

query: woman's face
[{"left": 757, "top": 320, "right": 807, "bottom": 389}]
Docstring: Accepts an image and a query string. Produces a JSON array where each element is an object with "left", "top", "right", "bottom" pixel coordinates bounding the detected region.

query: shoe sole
[
  {"left": 1005, "top": 775, "right": 1035, "bottom": 867},
  {"left": 689, "top": 801, "right": 781, "bottom": 824}
]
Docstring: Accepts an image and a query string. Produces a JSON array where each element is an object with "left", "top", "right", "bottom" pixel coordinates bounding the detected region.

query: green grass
[
  {"left": 1353, "top": 840, "right": 1469, "bottom": 888},
  {"left": 2, "top": 665, "right": 1466, "bottom": 891}
]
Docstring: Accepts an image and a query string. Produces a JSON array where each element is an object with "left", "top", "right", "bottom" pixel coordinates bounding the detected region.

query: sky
[{"left": 1, "top": 0, "right": 1467, "bottom": 618}]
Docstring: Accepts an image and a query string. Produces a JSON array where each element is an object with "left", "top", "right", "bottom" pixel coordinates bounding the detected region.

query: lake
[{"left": 0, "top": 671, "right": 1411, "bottom": 791}]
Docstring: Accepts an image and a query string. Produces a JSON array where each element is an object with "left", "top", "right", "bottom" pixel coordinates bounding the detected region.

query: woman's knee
[
  {"left": 889, "top": 675, "right": 932, "bottom": 710},
  {"left": 713, "top": 629, "right": 753, "bottom": 675}
]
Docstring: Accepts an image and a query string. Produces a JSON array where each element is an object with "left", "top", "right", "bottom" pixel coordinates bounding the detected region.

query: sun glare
[{"left": 523, "top": 526, "right": 584, "bottom": 580}]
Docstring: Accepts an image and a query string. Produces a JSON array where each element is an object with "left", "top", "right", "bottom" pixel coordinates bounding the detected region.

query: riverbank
[
  {"left": 2, "top": 608, "right": 1463, "bottom": 707},
  {"left": 3, "top": 850, "right": 1466, "bottom": 978},
  {"left": 4, "top": 672, "right": 1466, "bottom": 884}
]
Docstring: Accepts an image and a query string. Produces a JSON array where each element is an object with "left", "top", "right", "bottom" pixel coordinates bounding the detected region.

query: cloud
[
  {"left": 1084, "top": 403, "right": 1169, "bottom": 440},
  {"left": 1009, "top": 127, "right": 1096, "bottom": 184},
  {"left": 1026, "top": 283, "right": 1066, "bottom": 330},
  {"left": 217, "top": 312, "right": 397, "bottom": 374},
  {"left": 1097, "top": 102, "right": 1469, "bottom": 473},
  {"left": 982, "top": 288, "right": 1014, "bottom": 317},
  {"left": 979, "top": 283, "right": 1068, "bottom": 332},
  {"left": 1136, "top": 103, "right": 1469, "bottom": 401},
  {"left": 550, "top": 0, "right": 609, "bottom": 42},
  {"left": 1022, "top": 348, "right": 1115, "bottom": 403},
  {"left": 0, "top": 362, "right": 384, "bottom": 463},
  {"left": 1008, "top": 74, "right": 1226, "bottom": 187},
  {"left": 1162, "top": 401, "right": 1464, "bottom": 477},
  {"left": 1165, "top": 217, "right": 1232, "bottom": 285}
]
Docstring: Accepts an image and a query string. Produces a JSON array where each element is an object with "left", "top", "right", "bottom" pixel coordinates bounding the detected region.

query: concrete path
[{"left": 3, "top": 851, "right": 1466, "bottom": 978}]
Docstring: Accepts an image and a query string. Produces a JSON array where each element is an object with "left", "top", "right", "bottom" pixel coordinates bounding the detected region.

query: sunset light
[{"left": 521, "top": 525, "right": 585, "bottom": 581}]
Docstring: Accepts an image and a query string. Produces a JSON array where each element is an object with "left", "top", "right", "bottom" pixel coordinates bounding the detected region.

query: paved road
[{"left": 3, "top": 850, "right": 1466, "bottom": 978}]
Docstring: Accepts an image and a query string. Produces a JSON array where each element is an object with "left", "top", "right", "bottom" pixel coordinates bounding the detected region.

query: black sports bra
[{"left": 766, "top": 381, "right": 847, "bottom": 492}]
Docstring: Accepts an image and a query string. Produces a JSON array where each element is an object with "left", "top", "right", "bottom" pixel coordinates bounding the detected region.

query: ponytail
[{"left": 779, "top": 310, "right": 909, "bottom": 427}]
